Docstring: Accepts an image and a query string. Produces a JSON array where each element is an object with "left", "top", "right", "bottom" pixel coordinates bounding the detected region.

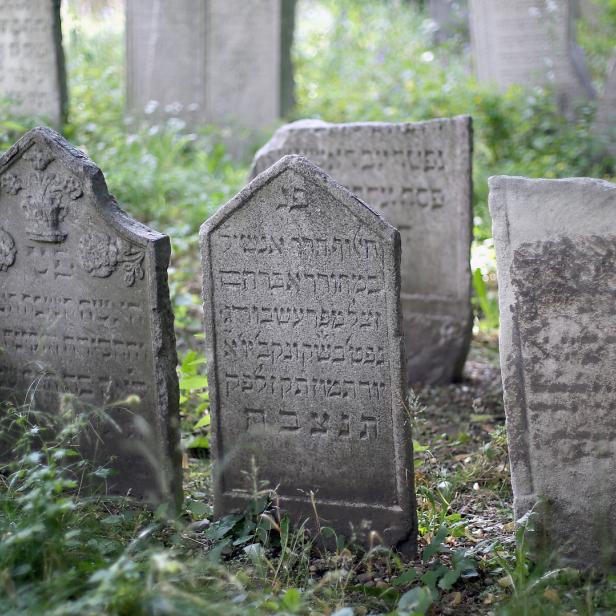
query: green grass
[{"left": 0, "top": 1, "right": 616, "bottom": 614}]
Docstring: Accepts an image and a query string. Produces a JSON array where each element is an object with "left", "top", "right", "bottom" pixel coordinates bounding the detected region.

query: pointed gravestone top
[
  {"left": 201, "top": 155, "right": 417, "bottom": 553},
  {"left": 0, "top": 127, "right": 181, "bottom": 508}
]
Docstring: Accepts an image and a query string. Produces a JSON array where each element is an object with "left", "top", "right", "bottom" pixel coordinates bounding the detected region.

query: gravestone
[
  {"left": 491, "top": 175, "right": 616, "bottom": 567},
  {"left": 251, "top": 118, "right": 473, "bottom": 385},
  {"left": 0, "top": 0, "right": 67, "bottom": 125},
  {"left": 0, "top": 127, "right": 181, "bottom": 508},
  {"left": 427, "top": 0, "right": 468, "bottom": 44},
  {"left": 593, "top": 53, "right": 616, "bottom": 158},
  {"left": 469, "top": 0, "right": 595, "bottom": 105},
  {"left": 126, "top": 0, "right": 295, "bottom": 132},
  {"left": 201, "top": 155, "right": 417, "bottom": 553}
]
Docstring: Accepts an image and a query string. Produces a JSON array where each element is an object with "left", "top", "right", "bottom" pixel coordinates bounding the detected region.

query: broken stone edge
[
  {"left": 489, "top": 174, "right": 616, "bottom": 525},
  {"left": 200, "top": 154, "right": 417, "bottom": 556},
  {"left": 0, "top": 126, "right": 183, "bottom": 511}
]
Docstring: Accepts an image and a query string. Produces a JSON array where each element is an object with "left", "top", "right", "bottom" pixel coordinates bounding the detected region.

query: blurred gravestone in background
[
  {"left": 125, "top": 0, "right": 295, "bottom": 134},
  {"left": 593, "top": 53, "right": 616, "bottom": 158},
  {"left": 0, "top": 0, "right": 67, "bottom": 125},
  {"left": 427, "top": 0, "right": 468, "bottom": 44},
  {"left": 201, "top": 156, "right": 417, "bottom": 553},
  {"left": 0, "top": 127, "right": 182, "bottom": 508},
  {"left": 251, "top": 118, "right": 473, "bottom": 385},
  {"left": 469, "top": 0, "right": 595, "bottom": 107},
  {"left": 491, "top": 175, "right": 616, "bottom": 568}
]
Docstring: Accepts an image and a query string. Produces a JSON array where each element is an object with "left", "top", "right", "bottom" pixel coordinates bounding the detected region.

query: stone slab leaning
[
  {"left": 490, "top": 174, "right": 616, "bottom": 568},
  {"left": 201, "top": 155, "right": 417, "bottom": 554}
]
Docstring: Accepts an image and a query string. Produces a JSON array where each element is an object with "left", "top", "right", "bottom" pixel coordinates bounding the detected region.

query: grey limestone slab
[
  {"left": 125, "top": 0, "right": 295, "bottom": 133},
  {"left": 490, "top": 174, "right": 616, "bottom": 567},
  {"left": 251, "top": 118, "right": 473, "bottom": 385},
  {"left": 0, "top": 0, "right": 67, "bottom": 125},
  {"left": 469, "top": 0, "right": 595, "bottom": 106},
  {"left": 201, "top": 155, "right": 417, "bottom": 554},
  {"left": 0, "top": 127, "right": 182, "bottom": 508},
  {"left": 593, "top": 53, "right": 616, "bottom": 158}
]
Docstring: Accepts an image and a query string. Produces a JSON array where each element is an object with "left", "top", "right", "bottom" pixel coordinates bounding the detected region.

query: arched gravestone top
[
  {"left": 201, "top": 155, "right": 417, "bottom": 553},
  {"left": 491, "top": 175, "right": 616, "bottom": 568},
  {"left": 0, "top": 127, "right": 182, "bottom": 508}
]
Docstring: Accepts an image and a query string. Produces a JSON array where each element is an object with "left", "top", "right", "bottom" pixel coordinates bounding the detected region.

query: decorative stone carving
[
  {"left": 0, "top": 144, "right": 84, "bottom": 243},
  {"left": 79, "top": 232, "right": 145, "bottom": 287},
  {"left": 0, "top": 127, "right": 182, "bottom": 508},
  {"left": 0, "top": 227, "right": 16, "bottom": 272}
]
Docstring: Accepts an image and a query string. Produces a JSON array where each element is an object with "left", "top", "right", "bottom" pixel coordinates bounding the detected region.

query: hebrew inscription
[
  {"left": 0, "top": 0, "right": 67, "bottom": 125},
  {"left": 0, "top": 128, "right": 181, "bottom": 507},
  {"left": 202, "top": 156, "right": 416, "bottom": 552},
  {"left": 251, "top": 118, "right": 473, "bottom": 384}
]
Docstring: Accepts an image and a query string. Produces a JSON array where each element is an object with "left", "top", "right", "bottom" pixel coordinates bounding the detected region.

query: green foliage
[
  {"left": 295, "top": 0, "right": 615, "bottom": 242},
  {"left": 473, "top": 267, "right": 500, "bottom": 330},
  {"left": 178, "top": 351, "right": 210, "bottom": 451}
]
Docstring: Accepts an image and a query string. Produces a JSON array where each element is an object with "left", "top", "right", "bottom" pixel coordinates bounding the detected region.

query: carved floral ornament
[
  {"left": 0, "top": 226, "right": 16, "bottom": 272},
  {"left": 0, "top": 144, "right": 83, "bottom": 243},
  {"left": 79, "top": 230, "right": 145, "bottom": 287}
]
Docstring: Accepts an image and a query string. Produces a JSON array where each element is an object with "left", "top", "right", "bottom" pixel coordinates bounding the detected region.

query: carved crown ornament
[{"left": 0, "top": 144, "right": 83, "bottom": 243}]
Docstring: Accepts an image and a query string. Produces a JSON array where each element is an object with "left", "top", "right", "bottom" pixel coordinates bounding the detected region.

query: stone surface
[
  {"left": 251, "top": 118, "right": 473, "bottom": 385},
  {"left": 0, "top": 127, "right": 182, "bottom": 508},
  {"left": 0, "top": 0, "right": 67, "bottom": 125},
  {"left": 201, "top": 155, "right": 417, "bottom": 553},
  {"left": 490, "top": 175, "right": 616, "bottom": 568},
  {"left": 126, "top": 0, "right": 295, "bottom": 132},
  {"left": 593, "top": 53, "right": 616, "bottom": 158},
  {"left": 427, "top": 0, "right": 468, "bottom": 44},
  {"left": 469, "top": 0, "right": 595, "bottom": 105}
]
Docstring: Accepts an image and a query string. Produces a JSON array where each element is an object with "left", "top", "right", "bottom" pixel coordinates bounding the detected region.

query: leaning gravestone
[
  {"left": 593, "top": 53, "right": 616, "bottom": 158},
  {"left": 126, "top": 0, "right": 295, "bottom": 132},
  {"left": 251, "top": 118, "right": 473, "bottom": 385},
  {"left": 469, "top": 0, "right": 595, "bottom": 106},
  {"left": 201, "top": 155, "right": 417, "bottom": 553},
  {"left": 0, "top": 0, "right": 67, "bottom": 125},
  {"left": 491, "top": 175, "right": 616, "bottom": 567},
  {"left": 0, "top": 127, "right": 181, "bottom": 507}
]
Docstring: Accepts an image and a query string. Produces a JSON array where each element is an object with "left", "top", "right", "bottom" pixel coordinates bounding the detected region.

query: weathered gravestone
[
  {"left": 427, "top": 0, "right": 468, "bottom": 44},
  {"left": 126, "top": 0, "right": 295, "bottom": 132},
  {"left": 0, "top": 127, "right": 181, "bottom": 507},
  {"left": 491, "top": 175, "right": 616, "bottom": 567},
  {"left": 593, "top": 53, "right": 616, "bottom": 158},
  {"left": 469, "top": 0, "right": 595, "bottom": 106},
  {"left": 201, "top": 155, "right": 417, "bottom": 552},
  {"left": 251, "top": 118, "right": 473, "bottom": 385},
  {"left": 0, "top": 0, "right": 67, "bottom": 125}
]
